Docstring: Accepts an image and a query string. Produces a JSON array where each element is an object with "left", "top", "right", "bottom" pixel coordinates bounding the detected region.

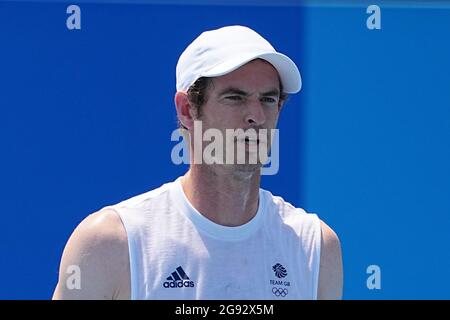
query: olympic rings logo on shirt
[{"left": 272, "top": 287, "right": 288, "bottom": 297}]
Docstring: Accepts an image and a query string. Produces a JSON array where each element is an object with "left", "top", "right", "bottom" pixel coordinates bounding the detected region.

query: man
[{"left": 53, "top": 25, "right": 343, "bottom": 300}]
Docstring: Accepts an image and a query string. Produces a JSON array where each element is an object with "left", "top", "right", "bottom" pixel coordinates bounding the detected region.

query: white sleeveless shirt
[{"left": 101, "top": 177, "right": 321, "bottom": 300}]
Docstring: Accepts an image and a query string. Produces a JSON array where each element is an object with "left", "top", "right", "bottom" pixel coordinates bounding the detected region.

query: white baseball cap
[{"left": 176, "top": 25, "right": 302, "bottom": 94}]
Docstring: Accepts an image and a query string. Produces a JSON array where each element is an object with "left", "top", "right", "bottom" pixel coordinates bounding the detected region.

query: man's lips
[
  {"left": 235, "top": 138, "right": 262, "bottom": 145},
  {"left": 244, "top": 137, "right": 258, "bottom": 143},
  {"left": 236, "top": 136, "right": 267, "bottom": 144}
]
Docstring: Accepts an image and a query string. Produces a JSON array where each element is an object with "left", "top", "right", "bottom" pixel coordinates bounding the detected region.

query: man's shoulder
[
  {"left": 107, "top": 179, "right": 176, "bottom": 210},
  {"left": 319, "top": 220, "right": 340, "bottom": 247},
  {"left": 260, "top": 188, "right": 309, "bottom": 216},
  {"left": 63, "top": 209, "right": 129, "bottom": 272},
  {"left": 78, "top": 209, "right": 128, "bottom": 243},
  {"left": 52, "top": 208, "right": 130, "bottom": 299},
  {"left": 318, "top": 219, "right": 343, "bottom": 299}
]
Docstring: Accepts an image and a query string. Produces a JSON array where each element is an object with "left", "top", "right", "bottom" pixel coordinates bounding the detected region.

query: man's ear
[{"left": 174, "top": 92, "right": 195, "bottom": 130}]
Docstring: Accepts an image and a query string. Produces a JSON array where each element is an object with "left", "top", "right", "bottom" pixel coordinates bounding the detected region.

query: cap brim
[{"left": 202, "top": 51, "right": 302, "bottom": 94}]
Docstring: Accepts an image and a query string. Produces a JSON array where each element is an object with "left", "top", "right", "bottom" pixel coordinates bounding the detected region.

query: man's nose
[{"left": 245, "top": 99, "right": 266, "bottom": 126}]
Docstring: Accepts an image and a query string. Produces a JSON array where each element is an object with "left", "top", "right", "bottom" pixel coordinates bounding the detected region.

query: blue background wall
[{"left": 0, "top": 1, "right": 449, "bottom": 299}]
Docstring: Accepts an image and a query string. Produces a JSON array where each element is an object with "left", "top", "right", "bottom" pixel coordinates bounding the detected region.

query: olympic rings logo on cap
[{"left": 272, "top": 287, "right": 288, "bottom": 297}]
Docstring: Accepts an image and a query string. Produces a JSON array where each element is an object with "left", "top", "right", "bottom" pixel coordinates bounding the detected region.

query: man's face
[
  {"left": 201, "top": 59, "right": 282, "bottom": 131},
  {"left": 194, "top": 59, "right": 283, "bottom": 169}
]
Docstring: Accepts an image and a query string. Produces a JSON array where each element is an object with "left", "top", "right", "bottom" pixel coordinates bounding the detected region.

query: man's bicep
[
  {"left": 52, "top": 210, "right": 129, "bottom": 300},
  {"left": 317, "top": 220, "right": 343, "bottom": 300}
]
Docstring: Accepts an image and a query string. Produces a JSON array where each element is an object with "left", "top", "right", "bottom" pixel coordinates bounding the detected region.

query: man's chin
[{"left": 226, "top": 163, "right": 263, "bottom": 173}]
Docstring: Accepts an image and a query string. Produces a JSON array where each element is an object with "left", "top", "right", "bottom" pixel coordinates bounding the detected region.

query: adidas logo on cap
[{"left": 163, "top": 266, "right": 195, "bottom": 288}]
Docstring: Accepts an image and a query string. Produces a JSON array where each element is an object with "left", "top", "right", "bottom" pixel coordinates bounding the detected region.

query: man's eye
[
  {"left": 225, "top": 95, "right": 243, "bottom": 101},
  {"left": 261, "top": 97, "right": 277, "bottom": 104}
]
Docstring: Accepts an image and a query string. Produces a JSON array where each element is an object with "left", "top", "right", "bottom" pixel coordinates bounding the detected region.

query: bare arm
[
  {"left": 52, "top": 209, "right": 131, "bottom": 300},
  {"left": 317, "top": 220, "right": 343, "bottom": 300}
]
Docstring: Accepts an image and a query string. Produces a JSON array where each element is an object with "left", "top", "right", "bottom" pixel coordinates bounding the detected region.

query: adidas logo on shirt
[{"left": 163, "top": 266, "right": 195, "bottom": 288}]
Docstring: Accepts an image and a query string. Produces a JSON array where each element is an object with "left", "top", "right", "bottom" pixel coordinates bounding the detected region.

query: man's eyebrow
[
  {"left": 217, "top": 87, "right": 249, "bottom": 97},
  {"left": 261, "top": 89, "right": 280, "bottom": 97},
  {"left": 217, "top": 87, "right": 280, "bottom": 97}
]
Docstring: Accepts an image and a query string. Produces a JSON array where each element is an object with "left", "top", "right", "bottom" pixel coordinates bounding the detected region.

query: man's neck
[{"left": 181, "top": 165, "right": 261, "bottom": 227}]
